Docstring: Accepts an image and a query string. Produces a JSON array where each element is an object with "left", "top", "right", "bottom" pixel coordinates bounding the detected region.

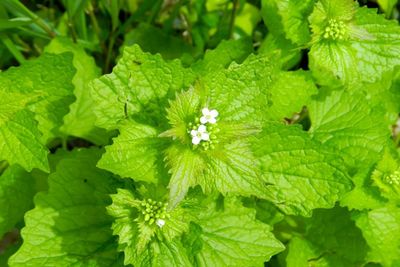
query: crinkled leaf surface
[
  {"left": 340, "top": 166, "right": 386, "bottom": 211},
  {"left": 165, "top": 144, "right": 206, "bottom": 208},
  {"left": 200, "top": 139, "right": 267, "bottom": 199},
  {"left": 192, "top": 198, "right": 284, "bottom": 266},
  {"left": 265, "top": 70, "right": 317, "bottom": 120},
  {"left": 309, "top": 1, "right": 400, "bottom": 86},
  {"left": 309, "top": 89, "right": 389, "bottom": 210},
  {"left": 202, "top": 54, "right": 275, "bottom": 126},
  {"left": 253, "top": 123, "right": 352, "bottom": 216},
  {"left": 286, "top": 207, "right": 368, "bottom": 266},
  {"left": 354, "top": 206, "right": 400, "bottom": 267},
  {"left": 261, "top": 0, "right": 313, "bottom": 45},
  {"left": 0, "top": 165, "right": 34, "bottom": 237},
  {"left": 91, "top": 44, "right": 195, "bottom": 130},
  {"left": 191, "top": 38, "right": 253, "bottom": 75},
  {"left": 9, "top": 148, "right": 121, "bottom": 267},
  {"left": 309, "top": 89, "right": 389, "bottom": 168},
  {"left": 1, "top": 53, "right": 76, "bottom": 143},
  {"left": 97, "top": 122, "right": 165, "bottom": 183},
  {"left": 0, "top": 95, "right": 48, "bottom": 172},
  {"left": 258, "top": 33, "right": 302, "bottom": 70},
  {"left": 0, "top": 53, "right": 75, "bottom": 171},
  {"left": 202, "top": 53, "right": 316, "bottom": 125},
  {"left": 45, "top": 37, "right": 111, "bottom": 145}
]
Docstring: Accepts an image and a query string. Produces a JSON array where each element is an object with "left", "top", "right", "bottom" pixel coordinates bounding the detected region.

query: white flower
[
  {"left": 200, "top": 108, "right": 218, "bottom": 124},
  {"left": 156, "top": 219, "right": 165, "bottom": 228},
  {"left": 190, "top": 124, "right": 210, "bottom": 145}
]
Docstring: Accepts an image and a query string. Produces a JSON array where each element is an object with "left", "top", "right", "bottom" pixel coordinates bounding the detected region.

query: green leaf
[
  {"left": 202, "top": 54, "right": 275, "bottom": 126},
  {"left": 377, "top": 0, "right": 398, "bottom": 17},
  {"left": 9, "top": 148, "right": 121, "bottom": 267},
  {"left": 90, "top": 44, "right": 195, "bottom": 130},
  {"left": 261, "top": 0, "right": 314, "bottom": 45},
  {"left": 192, "top": 38, "right": 253, "bottom": 76},
  {"left": 235, "top": 3, "right": 262, "bottom": 36},
  {"left": 165, "top": 144, "right": 206, "bottom": 208},
  {"left": 45, "top": 37, "right": 111, "bottom": 145},
  {"left": 106, "top": 189, "right": 141, "bottom": 265},
  {"left": 97, "top": 121, "right": 165, "bottom": 183},
  {"left": 309, "top": 1, "right": 400, "bottom": 86},
  {"left": 0, "top": 17, "right": 31, "bottom": 30},
  {"left": 265, "top": 70, "right": 318, "bottom": 120},
  {"left": 202, "top": 53, "right": 316, "bottom": 125},
  {"left": 0, "top": 165, "right": 34, "bottom": 237},
  {"left": 285, "top": 237, "right": 317, "bottom": 267},
  {"left": 0, "top": 89, "right": 48, "bottom": 171},
  {"left": 354, "top": 69, "right": 400, "bottom": 124},
  {"left": 0, "top": 52, "right": 75, "bottom": 171},
  {"left": 340, "top": 167, "right": 386, "bottom": 210},
  {"left": 258, "top": 33, "right": 302, "bottom": 70},
  {"left": 192, "top": 197, "right": 284, "bottom": 266},
  {"left": 5, "top": 53, "right": 76, "bottom": 142},
  {"left": 309, "top": 90, "right": 390, "bottom": 168},
  {"left": 148, "top": 239, "right": 192, "bottom": 267},
  {"left": 201, "top": 139, "right": 267, "bottom": 198},
  {"left": 350, "top": 7, "right": 400, "bottom": 83},
  {"left": 309, "top": 89, "right": 390, "bottom": 210},
  {"left": 286, "top": 207, "right": 368, "bottom": 266},
  {"left": 160, "top": 87, "right": 203, "bottom": 143},
  {"left": 253, "top": 123, "right": 352, "bottom": 216},
  {"left": 354, "top": 206, "right": 400, "bottom": 266}
]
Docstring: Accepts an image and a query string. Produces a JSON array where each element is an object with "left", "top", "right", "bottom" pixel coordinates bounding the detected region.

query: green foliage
[
  {"left": 1, "top": 0, "right": 400, "bottom": 266},
  {"left": 8, "top": 148, "right": 121, "bottom": 266},
  {"left": 253, "top": 123, "right": 352, "bottom": 216},
  {"left": 285, "top": 207, "right": 368, "bottom": 266}
]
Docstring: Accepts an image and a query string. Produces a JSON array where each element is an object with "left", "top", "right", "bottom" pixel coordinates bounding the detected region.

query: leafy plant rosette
[
  {"left": 85, "top": 42, "right": 356, "bottom": 265},
  {"left": 1, "top": 0, "right": 400, "bottom": 266}
]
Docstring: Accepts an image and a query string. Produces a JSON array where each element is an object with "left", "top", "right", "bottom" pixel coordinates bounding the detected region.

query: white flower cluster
[{"left": 190, "top": 108, "right": 219, "bottom": 145}]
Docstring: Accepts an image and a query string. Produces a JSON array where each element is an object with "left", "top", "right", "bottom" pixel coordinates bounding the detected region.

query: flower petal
[
  {"left": 190, "top": 130, "right": 198, "bottom": 137},
  {"left": 200, "top": 116, "right": 208, "bottom": 124},
  {"left": 192, "top": 136, "right": 201, "bottom": 145},
  {"left": 156, "top": 219, "right": 165, "bottom": 228},
  {"left": 201, "top": 132, "right": 210, "bottom": 141},
  {"left": 210, "top": 109, "right": 219, "bottom": 117},
  {"left": 209, "top": 117, "right": 217, "bottom": 124},
  {"left": 198, "top": 124, "right": 207, "bottom": 133},
  {"left": 202, "top": 108, "right": 210, "bottom": 116}
]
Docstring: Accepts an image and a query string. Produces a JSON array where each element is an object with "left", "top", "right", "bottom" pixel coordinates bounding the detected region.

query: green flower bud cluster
[
  {"left": 139, "top": 198, "right": 170, "bottom": 227},
  {"left": 323, "top": 19, "right": 347, "bottom": 40},
  {"left": 385, "top": 170, "right": 400, "bottom": 186},
  {"left": 188, "top": 118, "right": 201, "bottom": 131},
  {"left": 200, "top": 124, "right": 220, "bottom": 151}
]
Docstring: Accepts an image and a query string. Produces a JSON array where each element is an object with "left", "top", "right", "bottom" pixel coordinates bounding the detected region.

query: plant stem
[
  {"left": 87, "top": 2, "right": 101, "bottom": 42},
  {"left": 1, "top": 35, "right": 25, "bottom": 64},
  {"left": 228, "top": 0, "right": 239, "bottom": 39},
  {"left": 104, "top": 32, "right": 116, "bottom": 73},
  {"left": 2, "top": 0, "right": 56, "bottom": 38}
]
